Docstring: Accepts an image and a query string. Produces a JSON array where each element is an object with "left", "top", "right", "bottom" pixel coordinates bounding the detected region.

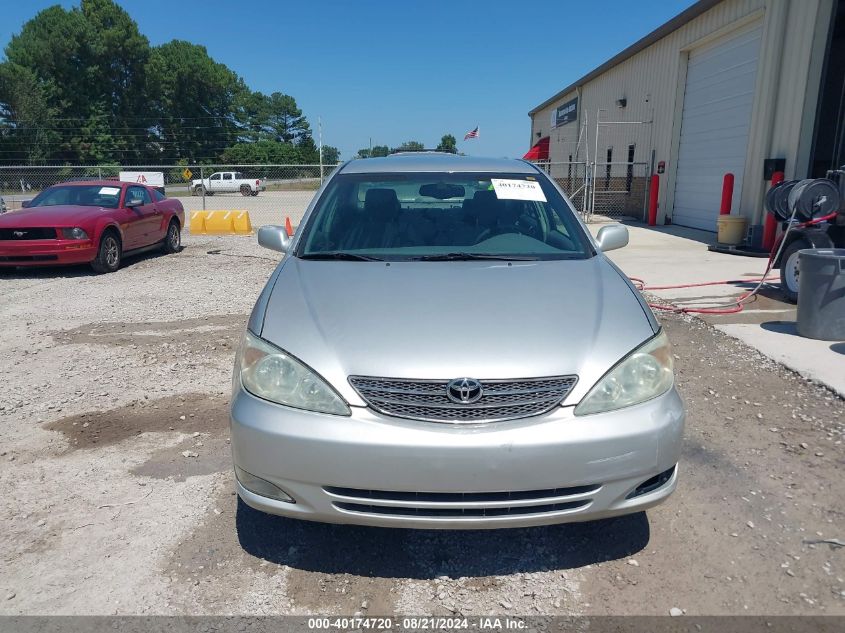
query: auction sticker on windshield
[
  {"left": 490, "top": 178, "right": 546, "bottom": 202},
  {"left": 99, "top": 187, "right": 121, "bottom": 195}
]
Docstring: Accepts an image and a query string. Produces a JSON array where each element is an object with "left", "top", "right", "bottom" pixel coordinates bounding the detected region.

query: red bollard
[
  {"left": 762, "top": 171, "right": 784, "bottom": 252},
  {"left": 647, "top": 174, "right": 659, "bottom": 226},
  {"left": 720, "top": 173, "right": 735, "bottom": 215}
]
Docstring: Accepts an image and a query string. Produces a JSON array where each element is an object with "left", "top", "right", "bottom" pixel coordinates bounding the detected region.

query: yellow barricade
[{"left": 189, "top": 210, "right": 253, "bottom": 235}]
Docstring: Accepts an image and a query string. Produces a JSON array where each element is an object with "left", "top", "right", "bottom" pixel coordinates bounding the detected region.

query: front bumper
[
  {"left": 0, "top": 239, "right": 96, "bottom": 267},
  {"left": 230, "top": 385, "right": 684, "bottom": 529}
]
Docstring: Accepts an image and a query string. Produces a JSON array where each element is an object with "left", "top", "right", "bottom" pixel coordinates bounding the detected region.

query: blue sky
[{"left": 0, "top": 0, "right": 696, "bottom": 160}]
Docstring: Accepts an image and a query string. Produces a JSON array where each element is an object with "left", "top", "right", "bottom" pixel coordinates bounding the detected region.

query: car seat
[{"left": 341, "top": 188, "right": 401, "bottom": 249}]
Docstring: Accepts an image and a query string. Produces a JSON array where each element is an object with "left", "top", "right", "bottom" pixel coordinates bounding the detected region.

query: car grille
[
  {"left": 0, "top": 227, "right": 57, "bottom": 240},
  {"left": 348, "top": 375, "right": 577, "bottom": 423},
  {"left": 325, "top": 484, "right": 598, "bottom": 519}
]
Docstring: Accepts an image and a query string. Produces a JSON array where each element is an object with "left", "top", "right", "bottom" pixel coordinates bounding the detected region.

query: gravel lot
[{"left": 0, "top": 234, "right": 842, "bottom": 616}]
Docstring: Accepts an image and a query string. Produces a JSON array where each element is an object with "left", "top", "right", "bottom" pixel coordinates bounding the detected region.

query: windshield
[
  {"left": 298, "top": 172, "right": 592, "bottom": 261},
  {"left": 29, "top": 184, "right": 122, "bottom": 209}
]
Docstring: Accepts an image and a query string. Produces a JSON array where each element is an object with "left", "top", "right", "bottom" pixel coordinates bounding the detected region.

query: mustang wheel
[
  {"left": 162, "top": 220, "right": 181, "bottom": 254},
  {"left": 91, "top": 232, "right": 122, "bottom": 274}
]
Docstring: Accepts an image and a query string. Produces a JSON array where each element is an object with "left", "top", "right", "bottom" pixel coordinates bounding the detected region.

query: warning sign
[{"left": 182, "top": 168, "right": 193, "bottom": 181}]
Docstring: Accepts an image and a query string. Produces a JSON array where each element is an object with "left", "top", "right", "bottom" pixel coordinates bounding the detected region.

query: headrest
[
  {"left": 472, "top": 189, "right": 501, "bottom": 224},
  {"left": 364, "top": 188, "right": 400, "bottom": 215}
]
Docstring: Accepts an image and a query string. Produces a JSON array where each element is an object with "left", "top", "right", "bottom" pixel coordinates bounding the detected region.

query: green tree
[
  {"left": 1, "top": 0, "right": 151, "bottom": 163},
  {"left": 220, "top": 139, "right": 302, "bottom": 164},
  {"left": 239, "top": 91, "right": 311, "bottom": 144},
  {"left": 0, "top": 62, "right": 57, "bottom": 163},
  {"left": 321, "top": 145, "right": 340, "bottom": 165},
  {"left": 357, "top": 145, "right": 389, "bottom": 158},
  {"left": 436, "top": 134, "right": 457, "bottom": 153},
  {"left": 294, "top": 134, "right": 318, "bottom": 163},
  {"left": 0, "top": 0, "right": 323, "bottom": 166},
  {"left": 145, "top": 40, "right": 246, "bottom": 162},
  {"left": 393, "top": 140, "right": 425, "bottom": 152}
]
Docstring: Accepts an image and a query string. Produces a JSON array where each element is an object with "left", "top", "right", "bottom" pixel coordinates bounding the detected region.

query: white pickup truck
[{"left": 191, "top": 172, "right": 266, "bottom": 196}]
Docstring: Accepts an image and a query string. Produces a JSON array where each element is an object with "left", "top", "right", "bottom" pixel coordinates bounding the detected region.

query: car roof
[{"left": 340, "top": 153, "right": 539, "bottom": 174}]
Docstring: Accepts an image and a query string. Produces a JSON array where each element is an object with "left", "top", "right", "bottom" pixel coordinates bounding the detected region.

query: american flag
[{"left": 464, "top": 126, "right": 479, "bottom": 140}]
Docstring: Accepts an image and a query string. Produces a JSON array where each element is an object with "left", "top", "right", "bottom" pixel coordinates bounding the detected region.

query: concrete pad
[
  {"left": 590, "top": 222, "right": 845, "bottom": 397},
  {"left": 715, "top": 322, "right": 845, "bottom": 396}
]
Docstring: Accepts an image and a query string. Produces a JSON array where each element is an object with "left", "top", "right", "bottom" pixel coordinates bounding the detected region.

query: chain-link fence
[
  {"left": 0, "top": 164, "right": 340, "bottom": 228},
  {"left": 529, "top": 160, "right": 650, "bottom": 223},
  {"left": 532, "top": 161, "right": 589, "bottom": 216},
  {"left": 590, "top": 161, "right": 650, "bottom": 222}
]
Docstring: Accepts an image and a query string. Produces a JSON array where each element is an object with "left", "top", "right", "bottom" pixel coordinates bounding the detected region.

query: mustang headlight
[
  {"left": 61, "top": 227, "right": 89, "bottom": 240},
  {"left": 237, "top": 330, "right": 349, "bottom": 415},
  {"left": 575, "top": 330, "right": 674, "bottom": 416}
]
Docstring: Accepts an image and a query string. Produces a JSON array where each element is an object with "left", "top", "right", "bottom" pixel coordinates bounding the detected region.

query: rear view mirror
[
  {"left": 419, "top": 183, "right": 465, "bottom": 200},
  {"left": 595, "top": 224, "right": 629, "bottom": 252},
  {"left": 258, "top": 225, "right": 291, "bottom": 254}
]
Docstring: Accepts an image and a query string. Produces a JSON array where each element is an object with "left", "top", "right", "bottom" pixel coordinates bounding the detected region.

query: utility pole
[{"left": 319, "top": 116, "right": 324, "bottom": 184}]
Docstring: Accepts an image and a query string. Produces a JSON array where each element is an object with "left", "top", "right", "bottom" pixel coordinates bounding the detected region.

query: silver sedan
[{"left": 230, "top": 153, "right": 684, "bottom": 529}]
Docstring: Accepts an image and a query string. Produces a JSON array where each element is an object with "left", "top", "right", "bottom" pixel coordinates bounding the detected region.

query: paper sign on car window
[
  {"left": 99, "top": 187, "right": 120, "bottom": 195},
  {"left": 490, "top": 179, "right": 546, "bottom": 202}
]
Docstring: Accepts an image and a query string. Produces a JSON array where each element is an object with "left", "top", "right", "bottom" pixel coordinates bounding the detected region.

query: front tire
[
  {"left": 162, "top": 220, "right": 181, "bottom": 254},
  {"left": 91, "top": 231, "right": 122, "bottom": 274},
  {"left": 779, "top": 238, "right": 810, "bottom": 303}
]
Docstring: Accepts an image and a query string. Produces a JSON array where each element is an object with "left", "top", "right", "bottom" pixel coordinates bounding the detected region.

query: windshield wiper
[
  {"left": 299, "top": 252, "right": 385, "bottom": 262},
  {"left": 411, "top": 252, "right": 540, "bottom": 261}
]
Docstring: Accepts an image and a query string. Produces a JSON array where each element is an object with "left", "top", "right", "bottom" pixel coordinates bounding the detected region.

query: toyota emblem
[{"left": 446, "top": 378, "right": 483, "bottom": 404}]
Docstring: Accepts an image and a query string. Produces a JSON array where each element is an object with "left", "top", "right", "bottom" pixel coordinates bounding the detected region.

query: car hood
[
  {"left": 0, "top": 205, "right": 108, "bottom": 227},
  {"left": 259, "top": 256, "right": 656, "bottom": 407}
]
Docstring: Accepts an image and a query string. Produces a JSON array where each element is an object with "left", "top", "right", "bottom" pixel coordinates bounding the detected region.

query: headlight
[
  {"left": 575, "top": 330, "right": 674, "bottom": 416},
  {"left": 237, "top": 330, "right": 350, "bottom": 415},
  {"left": 61, "top": 227, "right": 89, "bottom": 240}
]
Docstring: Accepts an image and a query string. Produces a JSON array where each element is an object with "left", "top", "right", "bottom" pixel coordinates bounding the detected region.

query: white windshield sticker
[
  {"left": 99, "top": 187, "right": 120, "bottom": 195},
  {"left": 490, "top": 178, "right": 546, "bottom": 202}
]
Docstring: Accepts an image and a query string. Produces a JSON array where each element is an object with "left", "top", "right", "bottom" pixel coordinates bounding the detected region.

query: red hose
[{"left": 629, "top": 277, "right": 774, "bottom": 314}]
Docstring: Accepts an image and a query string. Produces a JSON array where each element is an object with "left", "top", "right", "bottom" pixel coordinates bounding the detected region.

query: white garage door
[{"left": 673, "top": 22, "right": 763, "bottom": 231}]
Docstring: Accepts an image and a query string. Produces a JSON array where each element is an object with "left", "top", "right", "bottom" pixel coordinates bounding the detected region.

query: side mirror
[
  {"left": 258, "top": 225, "right": 292, "bottom": 253},
  {"left": 595, "top": 224, "right": 629, "bottom": 252},
  {"left": 125, "top": 198, "right": 143, "bottom": 208},
  {"left": 21, "top": 200, "right": 31, "bottom": 208}
]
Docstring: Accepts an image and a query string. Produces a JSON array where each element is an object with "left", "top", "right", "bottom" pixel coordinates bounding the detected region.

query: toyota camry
[{"left": 231, "top": 152, "right": 684, "bottom": 529}]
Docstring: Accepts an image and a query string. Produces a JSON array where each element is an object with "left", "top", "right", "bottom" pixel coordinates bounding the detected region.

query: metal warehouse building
[{"left": 527, "top": 0, "right": 844, "bottom": 236}]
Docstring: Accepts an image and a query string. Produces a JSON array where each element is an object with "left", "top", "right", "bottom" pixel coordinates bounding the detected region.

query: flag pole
[{"left": 318, "top": 116, "right": 324, "bottom": 184}]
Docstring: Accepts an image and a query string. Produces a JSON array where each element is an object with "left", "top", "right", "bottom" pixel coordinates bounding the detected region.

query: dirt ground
[{"left": 0, "top": 234, "right": 842, "bottom": 616}]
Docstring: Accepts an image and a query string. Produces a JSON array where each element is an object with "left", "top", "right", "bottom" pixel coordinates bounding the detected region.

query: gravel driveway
[{"left": 0, "top": 235, "right": 842, "bottom": 616}]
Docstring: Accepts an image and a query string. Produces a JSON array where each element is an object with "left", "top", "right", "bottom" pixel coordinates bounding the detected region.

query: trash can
[
  {"left": 797, "top": 248, "right": 845, "bottom": 341},
  {"left": 716, "top": 216, "right": 747, "bottom": 245}
]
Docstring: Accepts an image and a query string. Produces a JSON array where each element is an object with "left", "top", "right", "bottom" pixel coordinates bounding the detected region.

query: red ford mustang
[{"left": 0, "top": 180, "right": 185, "bottom": 273}]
